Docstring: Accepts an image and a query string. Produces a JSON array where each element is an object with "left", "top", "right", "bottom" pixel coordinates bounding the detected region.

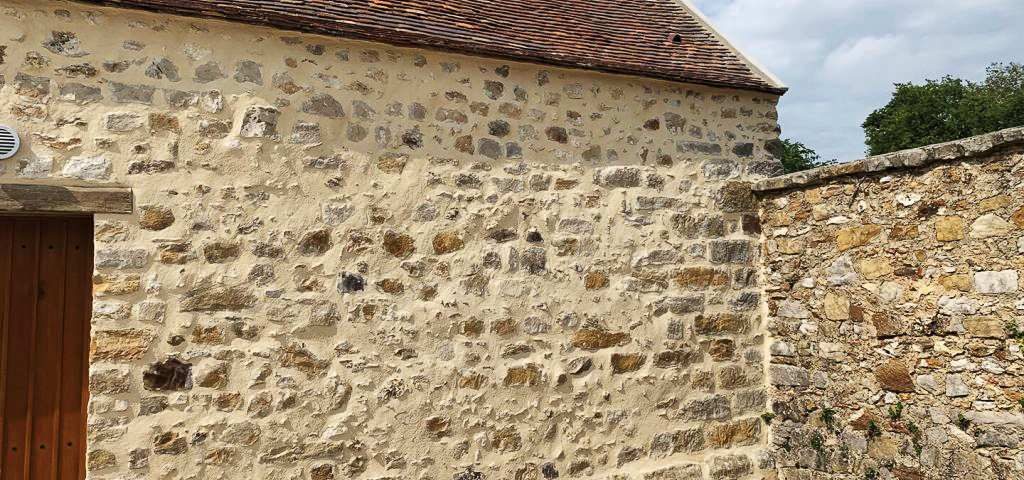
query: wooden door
[{"left": 0, "top": 216, "right": 92, "bottom": 480}]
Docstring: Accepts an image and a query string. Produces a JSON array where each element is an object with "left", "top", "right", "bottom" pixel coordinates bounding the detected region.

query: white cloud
[{"left": 691, "top": 0, "right": 1024, "bottom": 160}]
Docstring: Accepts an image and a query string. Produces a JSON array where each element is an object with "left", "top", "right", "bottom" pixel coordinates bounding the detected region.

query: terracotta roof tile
[{"left": 74, "top": 0, "right": 786, "bottom": 94}]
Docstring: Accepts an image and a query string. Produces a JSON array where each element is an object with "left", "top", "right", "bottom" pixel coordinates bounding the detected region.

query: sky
[{"left": 690, "top": 0, "right": 1024, "bottom": 162}]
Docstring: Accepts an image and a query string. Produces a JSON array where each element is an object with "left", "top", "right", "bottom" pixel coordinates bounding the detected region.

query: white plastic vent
[{"left": 0, "top": 125, "right": 19, "bottom": 160}]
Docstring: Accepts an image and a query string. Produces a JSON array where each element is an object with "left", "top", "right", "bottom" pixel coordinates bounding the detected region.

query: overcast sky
[{"left": 690, "top": 0, "right": 1024, "bottom": 162}]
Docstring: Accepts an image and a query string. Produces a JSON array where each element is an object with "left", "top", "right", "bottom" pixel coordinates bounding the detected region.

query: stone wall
[
  {"left": 757, "top": 128, "right": 1024, "bottom": 479},
  {"left": 0, "top": 1, "right": 782, "bottom": 478}
]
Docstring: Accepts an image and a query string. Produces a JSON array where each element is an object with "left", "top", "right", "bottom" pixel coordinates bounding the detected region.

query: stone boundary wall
[{"left": 756, "top": 127, "right": 1024, "bottom": 479}]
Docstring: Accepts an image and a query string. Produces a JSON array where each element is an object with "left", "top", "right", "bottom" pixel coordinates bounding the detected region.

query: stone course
[
  {"left": 0, "top": 1, "right": 781, "bottom": 478},
  {"left": 758, "top": 130, "right": 1024, "bottom": 478}
]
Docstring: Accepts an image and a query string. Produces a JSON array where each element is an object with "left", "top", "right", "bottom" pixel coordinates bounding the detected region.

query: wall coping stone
[{"left": 753, "top": 126, "right": 1024, "bottom": 193}]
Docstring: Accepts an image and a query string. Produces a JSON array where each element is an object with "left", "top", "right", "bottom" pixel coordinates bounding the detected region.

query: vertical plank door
[{"left": 0, "top": 216, "right": 92, "bottom": 480}]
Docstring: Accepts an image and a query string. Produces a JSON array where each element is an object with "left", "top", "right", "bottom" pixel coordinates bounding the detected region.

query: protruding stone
[
  {"left": 970, "top": 214, "right": 1013, "bottom": 238},
  {"left": 239, "top": 106, "right": 279, "bottom": 137},
  {"left": 433, "top": 232, "right": 465, "bottom": 255},
  {"left": 610, "top": 353, "right": 646, "bottom": 374},
  {"left": 61, "top": 155, "right": 111, "bottom": 180},
  {"left": 383, "top": 231, "right": 416, "bottom": 258},
  {"left": 836, "top": 224, "right": 882, "bottom": 251},
  {"left": 875, "top": 359, "right": 914, "bottom": 392},
  {"left": 143, "top": 358, "right": 192, "bottom": 391},
  {"left": 770, "top": 364, "right": 809, "bottom": 387},
  {"left": 298, "top": 229, "right": 332, "bottom": 256},
  {"left": 504, "top": 364, "right": 542, "bottom": 387},
  {"left": 91, "top": 329, "right": 154, "bottom": 361},
  {"left": 302, "top": 93, "right": 345, "bottom": 118},
  {"left": 709, "top": 455, "right": 753, "bottom": 480},
  {"left": 571, "top": 329, "right": 629, "bottom": 351},
  {"left": 233, "top": 60, "right": 263, "bottom": 85},
  {"left": 139, "top": 205, "right": 175, "bottom": 230},
  {"left": 180, "top": 284, "right": 256, "bottom": 312},
  {"left": 595, "top": 166, "right": 642, "bottom": 188},
  {"left": 974, "top": 270, "right": 1019, "bottom": 294}
]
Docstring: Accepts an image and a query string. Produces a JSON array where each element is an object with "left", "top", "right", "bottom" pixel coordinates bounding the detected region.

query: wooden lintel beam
[{"left": 0, "top": 183, "right": 133, "bottom": 214}]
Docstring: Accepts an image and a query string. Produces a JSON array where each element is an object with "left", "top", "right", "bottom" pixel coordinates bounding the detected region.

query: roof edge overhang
[{"left": 68, "top": 0, "right": 789, "bottom": 96}]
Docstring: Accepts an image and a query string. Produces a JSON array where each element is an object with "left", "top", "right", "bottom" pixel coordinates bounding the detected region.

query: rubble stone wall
[
  {"left": 758, "top": 128, "right": 1024, "bottom": 479},
  {"left": 0, "top": 1, "right": 782, "bottom": 478}
]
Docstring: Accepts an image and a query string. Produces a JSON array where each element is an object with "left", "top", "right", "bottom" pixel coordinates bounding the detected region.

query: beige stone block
[
  {"left": 935, "top": 216, "right": 965, "bottom": 242},
  {"left": 823, "top": 292, "right": 850, "bottom": 320},
  {"left": 979, "top": 194, "right": 1011, "bottom": 212},
  {"left": 91, "top": 329, "right": 155, "bottom": 361},
  {"left": 858, "top": 258, "right": 894, "bottom": 279},
  {"left": 836, "top": 224, "right": 882, "bottom": 251},
  {"left": 964, "top": 317, "right": 1006, "bottom": 339},
  {"left": 938, "top": 274, "right": 972, "bottom": 292}
]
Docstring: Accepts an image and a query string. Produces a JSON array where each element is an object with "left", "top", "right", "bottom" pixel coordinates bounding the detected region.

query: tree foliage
[
  {"left": 863, "top": 63, "right": 1024, "bottom": 156},
  {"left": 778, "top": 139, "right": 832, "bottom": 174}
]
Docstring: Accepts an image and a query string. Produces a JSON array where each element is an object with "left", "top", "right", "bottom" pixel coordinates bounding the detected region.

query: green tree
[
  {"left": 863, "top": 62, "right": 1024, "bottom": 156},
  {"left": 778, "top": 139, "right": 832, "bottom": 173}
]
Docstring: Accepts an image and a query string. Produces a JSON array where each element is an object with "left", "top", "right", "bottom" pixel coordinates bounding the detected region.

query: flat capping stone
[
  {"left": 753, "top": 126, "right": 1024, "bottom": 193},
  {"left": 0, "top": 180, "right": 133, "bottom": 214}
]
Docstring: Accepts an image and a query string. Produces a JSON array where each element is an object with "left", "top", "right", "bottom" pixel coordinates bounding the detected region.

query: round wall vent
[{"left": 0, "top": 125, "right": 20, "bottom": 160}]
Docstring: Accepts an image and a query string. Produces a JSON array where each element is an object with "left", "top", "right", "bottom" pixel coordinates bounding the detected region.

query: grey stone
[
  {"left": 945, "top": 374, "right": 969, "bottom": 397},
  {"left": 771, "top": 364, "right": 810, "bottom": 387},
  {"left": 732, "top": 142, "right": 755, "bottom": 157},
  {"left": 58, "top": 83, "right": 102, "bottom": 104},
  {"left": 478, "top": 138, "right": 502, "bottom": 159},
  {"left": 827, "top": 255, "right": 859, "bottom": 286},
  {"left": 194, "top": 62, "right": 226, "bottom": 83},
  {"left": 401, "top": 128, "right": 423, "bottom": 149},
  {"left": 677, "top": 141, "right": 722, "bottom": 155},
  {"left": 302, "top": 93, "right": 345, "bottom": 118},
  {"left": 14, "top": 73, "right": 50, "bottom": 98},
  {"left": 17, "top": 157, "right": 53, "bottom": 178},
  {"left": 684, "top": 395, "right": 731, "bottom": 420},
  {"left": 43, "top": 31, "right": 87, "bottom": 57},
  {"left": 290, "top": 122, "right": 321, "bottom": 144},
  {"left": 709, "top": 240, "right": 751, "bottom": 264},
  {"left": 109, "top": 82, "right": 155, "bottom": 104},
  {"left": 96, "top": 248, "right": 149, "bottom": 269},
  {"left": 484, "top": 80, "right": 504, "bottom": 100},
  {"left": 664, "top": 112, "right": 686, "bottom": 134},
  {"left": 522, "top": 247, "right": 546, "bottom": 275},
  {"left": 974, "top": 270, "right": 1019, "bottom": 294},
  {"left": 239, "top": 106, "right": 280, "bottom": 138},
  {"left": 61, "top": 155, "right": 111, "bottom": 180},
  {"left": 352, "top": 100, "right": 375, "bottom": 119},
  {"left": 644, "top": 464, "right": 702, "bottom": 480},
  {"left": 710, "top": 455, "right": 752, "bottom": 480},
  {"left": 776, "top": 300, "right": 810, "bottom": 319},
  {"left": 104, "top": 112, "right": 144, "bottom": 132},
  {"left": 916, "top": 374, "right": 940, "bottom": 394},
  {"left": 974, "top": 425, "right": 1022, "bottom": 448},
  {"left": 336, "top": 273, "right": 365, "bottom": 293},
  {"left": 233, "top": 60, "right": 263, "bottom": 85},
  {"left": 654, "top": 296, "right": 705, "bottom": 316},
  {"left": 1018, "top": 237, "right": 1024, "bottom": 253},
  {"left": 595, "top": 166, "right": 642, "bottom": 188},
  {"left": 136, "top": 300, "right": 166, "bottom": 324},
  {"left": 545, "top": 126, "right": 568, "bottom": 143},
  {"left": 704, "top": 159, "right": 739, "bottom": 180},
  {"left": 145, "top": 57, "right": 180, "bottom": 82}
]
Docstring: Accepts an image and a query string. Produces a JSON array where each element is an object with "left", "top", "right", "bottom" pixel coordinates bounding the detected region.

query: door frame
[{"left": 0, "top": 179, "right": 131, "bottom": 479}]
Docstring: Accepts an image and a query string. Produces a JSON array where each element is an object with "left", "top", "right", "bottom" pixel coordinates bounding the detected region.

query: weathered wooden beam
[{"left": 0, "top": 183, "right": 133, "bottom": 214}]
